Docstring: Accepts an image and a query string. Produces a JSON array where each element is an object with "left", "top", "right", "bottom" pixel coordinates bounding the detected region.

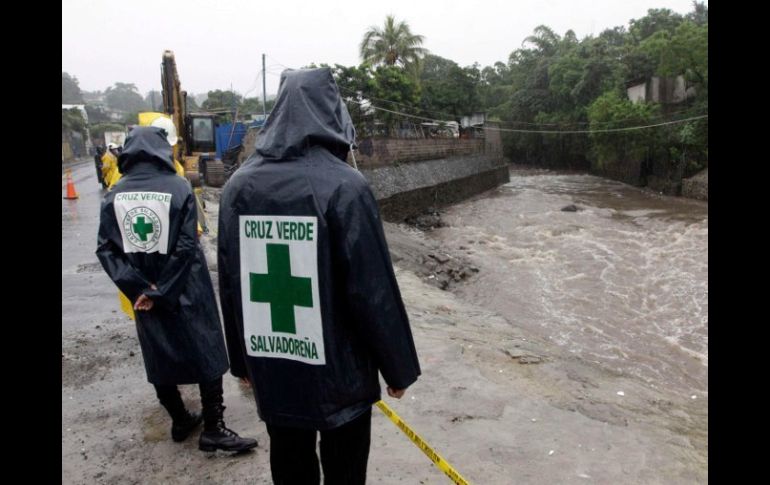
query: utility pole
[
  {"left": 231, "top": 82, "right": 237, "bottom": 122},
  {"left": 262, "top": 53, "right": 267, "bottom": 121}
]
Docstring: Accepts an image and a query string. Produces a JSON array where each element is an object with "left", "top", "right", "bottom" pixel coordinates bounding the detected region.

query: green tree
[
  {"left": 201, "top": 90, "right": 242, "bottom": 123},
  {"left": 629, "top": 8, "right": 684, "bottom": 43},
  {"left": 62, "top": 72, "right": 84, "bottom": 104},
  {"left": 587, "top": 91, "right": 660, "bottom": 170},
  {"left": 85, "top": 104, "right": 110, "bottom": 124},
  {"left": 333, "top": 64, "right": 374, "bottom": 100},
  {"left": 360, "top": 15, "right": 427, "bottom": 71},
  {"left": 478, "top": 62, "right": 512, "bottom": 111},
  {"left": 241, "top": 97, "right": 261, "bottom": 114},
  {"left": 370, "top": 65, "right": 421, "bottom": 135},
  {"left": 62, "top": 107, "right": 86, "bottom": 134},
  {"left": 121, "top": 112, "right": 140, "bottom": 125},
  {"left": 330, "top": 64, "right": 375, "bottom": 135},
  {"left": 202, "top": 90, "right": 242, "bottom": 111},
  {"left": 549, "top": 36, "right": 624, "bottom": 109},
  {"left": 641, "top": 21, "right": 707, "bottom": 91},
  {"left": 641, "top": 16, "right": 708, "bottom": 172},
  {"left": 186, "top": 94, "right": 200, "bottom": 112},
  {"left": 523, "top": 25, "right": 562, "bottom": 56},
  {"left": 144, "top": 90, "right": 162, "bottom": 111},
  {"left": 687, "top": 1, "right": 708, "bottom": 25},
  {"left": 474, "top": 3, "right": 708, "bottom": 173},
  {"left": 240, "top": 96, "right": 276, "bottom": 115},
  {"left": 419, "top": 55, "right": 480, "bottom": 119},
  {"left": 105, "top": 83, "right": 148, "bottom": 113}
]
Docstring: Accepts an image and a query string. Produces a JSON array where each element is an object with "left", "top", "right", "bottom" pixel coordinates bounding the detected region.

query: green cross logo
[
  {"left": 250, "top": 243, "right": 313, "bottom": 334},
  {"left": 123, "top": 207, "right": 162, "bottom": 250},
  {"left": 132, "top": 216, "right": 154, "bottom": 241}
]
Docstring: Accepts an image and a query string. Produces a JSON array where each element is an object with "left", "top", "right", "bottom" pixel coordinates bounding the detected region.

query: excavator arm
[{"left": 161, "top": 50, "right": 187, "bottom": 162}]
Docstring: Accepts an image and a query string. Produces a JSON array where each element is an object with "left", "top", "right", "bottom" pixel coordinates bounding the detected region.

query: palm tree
[
  {"left": 360, "top": 15, "right": 427, "bottom": 69},
  {"left": 523, "top": 25, "right": 562, "bottom": 56}
]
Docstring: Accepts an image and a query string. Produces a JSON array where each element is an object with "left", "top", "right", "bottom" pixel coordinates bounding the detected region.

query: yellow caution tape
[{"left": 376, "top": 400, "right": 471, "bottom": 485}]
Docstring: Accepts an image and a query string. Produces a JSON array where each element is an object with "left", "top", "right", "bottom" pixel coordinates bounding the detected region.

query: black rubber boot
[
  {"left": 155, "top": 384, "right": 203, "bottom": 442},
  {"left": 198, "top": 378, "right": 258, "bottom": 453},
  {"left": 171, "top": 410, "right": 203, "bottom": 442}
]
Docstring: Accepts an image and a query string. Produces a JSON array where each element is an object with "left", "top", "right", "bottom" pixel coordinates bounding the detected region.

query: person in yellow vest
[
  {"left": 101, "top": 143, "right": 123, "bottom": 188},
  {"left": 103, "top": 144, "right": 184, "bottom": 190}
]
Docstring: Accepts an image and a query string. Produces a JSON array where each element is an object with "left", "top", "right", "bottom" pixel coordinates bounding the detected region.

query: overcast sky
[{"left": 62, "top": 0, "right": 701, "bottom": 98}]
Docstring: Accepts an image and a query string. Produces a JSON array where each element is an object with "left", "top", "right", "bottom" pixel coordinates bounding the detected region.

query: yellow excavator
[{"left": 157, "top": 49, "right": 226, "bottom": 188}]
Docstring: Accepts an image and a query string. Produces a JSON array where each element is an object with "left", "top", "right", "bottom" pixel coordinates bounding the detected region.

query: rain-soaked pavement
[{"left": 62, "top": 161, "right": 117, "bottom": 333}]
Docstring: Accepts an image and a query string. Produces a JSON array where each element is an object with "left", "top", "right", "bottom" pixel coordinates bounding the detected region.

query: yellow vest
[{"left": 101, "top": 151, "right": 122, "bottom": 188}]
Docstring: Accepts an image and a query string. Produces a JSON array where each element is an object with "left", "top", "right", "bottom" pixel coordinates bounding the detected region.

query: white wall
[{"left": 627, "top": 83, "right": 646, "bottom": 103}]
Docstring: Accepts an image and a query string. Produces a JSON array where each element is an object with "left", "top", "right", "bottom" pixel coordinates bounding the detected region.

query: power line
[
  {"left": 339, "top": 85, "right": 706, "bottom": 128},
  {"left": 495, "top": 105, "right": 706, "bottom": 127},
  {"left": 338, "top": 86, "right": 462, "bottom": 121},
  {"left": 242, "top": 69, "right": 264, "bottom": 98},
  {"left": 265, "top": 55, "right": 292, "bottom": 71},
  {"left": 490, "top": 115, "right": 708, "bottom": 134},
  {"left": 347, "top": 98, "right": 708, "bottom": 134}
]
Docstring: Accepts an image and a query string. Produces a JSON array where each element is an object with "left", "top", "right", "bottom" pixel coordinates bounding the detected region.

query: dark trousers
[
  {"left": 266, "top": 409, "right": 372, "bottom": 485},
  {"left": 154, "top": 377, "right": 223, "bottom": 429}
]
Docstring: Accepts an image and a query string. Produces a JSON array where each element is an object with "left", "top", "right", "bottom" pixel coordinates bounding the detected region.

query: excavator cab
[
  {"left": 186, "top": 114, "right": 216, "bottom": 154},
  {"left": 185, "top": 113, "right": 225, "bottom": 186}
]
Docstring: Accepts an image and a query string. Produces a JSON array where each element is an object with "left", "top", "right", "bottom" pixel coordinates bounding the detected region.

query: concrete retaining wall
[{"left": 359, "top": 125, "right": 509, "bottom": 220}]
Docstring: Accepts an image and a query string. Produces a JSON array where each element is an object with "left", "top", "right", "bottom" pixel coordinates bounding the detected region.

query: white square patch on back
[
  {"left": 239, "top": 215, "right": 325, "bottom": 365},
  {"left": 113, "top": 192, "right": 172, "bottom": 254}
]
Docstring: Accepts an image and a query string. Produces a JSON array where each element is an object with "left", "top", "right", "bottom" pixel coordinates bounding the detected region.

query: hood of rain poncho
[{"left": 255, "top": 67, "right": 356, "bottom": 160}]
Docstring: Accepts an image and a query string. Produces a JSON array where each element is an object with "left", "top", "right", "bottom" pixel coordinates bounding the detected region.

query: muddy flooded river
[{"left": 429, "top": 167, "right": 708, "bottom": 398}]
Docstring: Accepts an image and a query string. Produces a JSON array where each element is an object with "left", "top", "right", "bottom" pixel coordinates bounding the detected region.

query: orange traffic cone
[{"left": 63, "top": 169, "right": 79, "bottom": 200}]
